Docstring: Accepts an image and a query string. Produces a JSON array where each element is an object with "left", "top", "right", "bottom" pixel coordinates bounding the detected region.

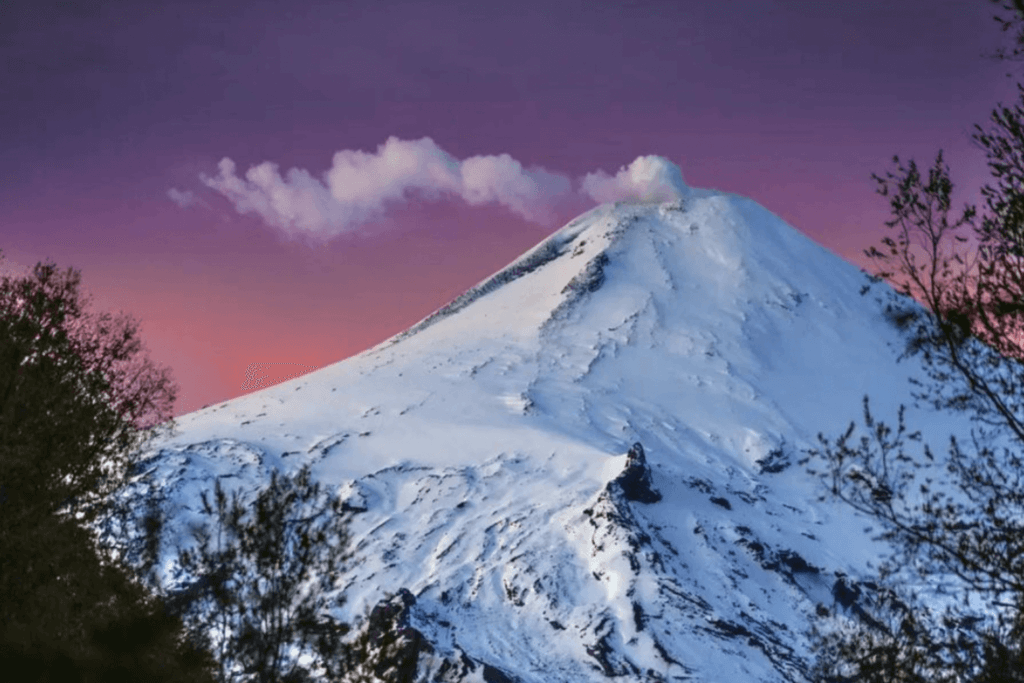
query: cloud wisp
[
  {"left": 580, "top": 155, "right": 690, "bottom": 204},
  {"left": 192, "top": 137, "right": 689, "bottom": 242},
  {"left": 167, "top": 188, "right": 199, "bottom": 208}
]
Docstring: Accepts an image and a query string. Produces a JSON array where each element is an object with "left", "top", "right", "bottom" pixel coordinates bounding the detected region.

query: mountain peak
[
  {"left": 374, "top": 190, "right": 832, "bottom": 355},
  {"left": 106, "top": 187, "right": 972, "bottom": 682}
]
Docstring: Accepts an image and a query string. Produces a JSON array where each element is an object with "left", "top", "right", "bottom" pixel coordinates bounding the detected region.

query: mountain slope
[{"left": 104, "top": 190, "right": 976, "bottom": 682}]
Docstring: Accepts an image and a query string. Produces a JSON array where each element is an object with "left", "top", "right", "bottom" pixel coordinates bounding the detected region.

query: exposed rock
[
  {"left": 755, "top": 446, "right": 791, "bottom": 474},
  {"left": 831, "top": 574, "right": 861, "bottom": 609},
  {"left": 430, "top": 646, "right": 520, "bottom": 683},
  {"left": 548, "top": 252, "right": 612, "bottom": 323},
  {"left": 387, "top": 228, "right": 573, "bottom": 345},
  {"left": 349, "top": 588, "right": 521, "bottom": 683},
  {"left": 562, "top": 252, "right": 610, "bottom": 297},
  {"left": 710, "top": 618, "right": 757, "bottom": 642},
  {"left": 480, "top": 662, "right": 518, "bottom": 683},
  {"left": 353, "top": 588, "right": 434, "bottom": 683},
  {"left": 608, "top": 442, "right": 662, "bottom": 504},
  {"left": 830, "top": 574, "right": 886, "bottom": 633},
  {"left": 769, "top": 550, "right": 818, "bottom": 576},
  {"left": 585, "top": 623, "right": 642, "bottom": 678}
]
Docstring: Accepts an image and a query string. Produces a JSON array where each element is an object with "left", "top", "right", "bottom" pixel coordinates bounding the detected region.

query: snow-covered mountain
[{"left": 104, "top": 187, "right": 977, "bottom": 682}]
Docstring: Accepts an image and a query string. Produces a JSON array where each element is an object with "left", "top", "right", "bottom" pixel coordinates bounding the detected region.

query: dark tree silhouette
[
  {"left": 985, "top": 0, "right": 1024, "bottom": 77},
  {"left": 159, "top": 463, "right": 355, "bottom": 683},
  {"left": 0, "top": 253, "right": 220, "bottom": 681},
  {"left": 807, "top": 6, "right": 1024, "bottom": 676}
]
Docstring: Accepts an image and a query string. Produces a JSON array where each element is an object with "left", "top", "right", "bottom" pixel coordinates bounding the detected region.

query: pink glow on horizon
[{"left": 2, "top": 0, "right": 1018, "bottom": 419}]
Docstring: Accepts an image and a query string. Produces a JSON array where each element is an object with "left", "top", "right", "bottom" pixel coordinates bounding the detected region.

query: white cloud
[
  {"left": 580, "top": 155, "right": 690, "bottom": 204},
  {"left": 167, "top": 187, "right": 198, "bottom": 208},
  {"left": 199, "top": 138, "right": 689, "bottom": 242},
  {"left": 459, "top": 153, "right": 571, "bottom": 224}
]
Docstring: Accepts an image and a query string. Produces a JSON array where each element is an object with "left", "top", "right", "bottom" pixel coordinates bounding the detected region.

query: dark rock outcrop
[
  {"left": 351, "top": 588, "right": 434, "bottom": 683},
  {"left": 562, "top": 252, "right": 610, "bottom": 297},
  {"left": 831, "top": 574, "right": 861, "bottom": 609},
  {"left": 829, "top": 574, "right": 886, "bottom": 633},
  {"left": 547, "top": 251, "right": 613, "bottom": 324},
  {"left": 350, "top": 588, "right": 521, "bottom": 683},
  {"left": 431, "top": 649, "right": 519, "bottom": 683},
  {"left": 608, "top": 443, "right": 662, "bottom": 504},
  {"left": 755, "top": 446, "right": 791, "bottom": 474},
  {"left": 768, "top": 550, "right": 818, "bottom": 576},
  {"left": 387, "top": 228, "right": 572, "bottom": 345}
]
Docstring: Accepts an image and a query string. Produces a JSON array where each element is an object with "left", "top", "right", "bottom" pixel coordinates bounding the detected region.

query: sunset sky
[{"left": 2, "top": 0, "right": 1021, "bottom": 417}]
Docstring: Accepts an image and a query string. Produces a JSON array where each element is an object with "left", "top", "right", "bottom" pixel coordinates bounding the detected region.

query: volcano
[{"left": 102, "top": 187, "right": 973, "bottom": 682}]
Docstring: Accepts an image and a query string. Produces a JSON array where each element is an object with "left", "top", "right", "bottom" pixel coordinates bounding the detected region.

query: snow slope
[{"left": 101, "top": 189, "right": 979, "bottom": 682}]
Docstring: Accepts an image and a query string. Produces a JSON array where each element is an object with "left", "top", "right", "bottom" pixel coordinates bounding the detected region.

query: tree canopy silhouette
[
  {"left": 0, "top": 252, "right": 220, "bottom": 682},
  {"left": 808, "top": 3, "right": 1024, "bottom": 681}
]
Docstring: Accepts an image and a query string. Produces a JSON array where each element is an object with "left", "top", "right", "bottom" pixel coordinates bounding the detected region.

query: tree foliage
[
  {"left": 155, "top": 463, "right": 355, "bottom": 683},
  {"left": 985, "top": 0, "right": 1024, "bottom": 75},
  {"left": 808, "top": 394, "right": 1024, "bottom": 682},
  {"left": 807, "top": 5, "right": 1024, "bottom": 678},
  {"left": 0, "top": 253, "right": 219, "bottom": 681},
  {"left": 0, "top": 255, "right": 178, "bottom": 533}
]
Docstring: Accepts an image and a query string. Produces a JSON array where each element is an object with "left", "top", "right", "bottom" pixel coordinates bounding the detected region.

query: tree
[
  {"left": 0, "top": 253, "right": 220, "bottom": 681},
  {"left": 807, "top": 32, "right": 1024, "bottom": 681},
  {"left": 985, "top": 0, "right": 1024, "bottom": 77},
  {"left": 336, "top": 589, "right": 437, "bottom": 683},
  {"left": 0, "top": 254, "right": 178, "bottom": 530},
  {"left": 156, "top": 462, "right": 355, "bottom": 683}
]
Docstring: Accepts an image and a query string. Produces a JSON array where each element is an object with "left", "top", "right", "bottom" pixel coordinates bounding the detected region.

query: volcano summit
[{"left": 105, "top": 186, "right": 969, "bottom": 682}]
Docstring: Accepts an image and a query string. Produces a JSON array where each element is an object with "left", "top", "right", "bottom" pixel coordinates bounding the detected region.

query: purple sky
[{"left": 2, "top": 0, "right": 1021, "bottom": 417}]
